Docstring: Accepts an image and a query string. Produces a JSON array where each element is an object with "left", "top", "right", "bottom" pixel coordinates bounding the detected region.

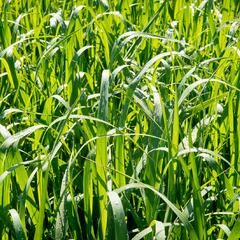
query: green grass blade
[
  {"left": 1, "top": 125, "right": 47, "bottom": 150},
  {"left": 9, "top": 209, "right": 27, "bottom": 240},
  {"left": 107, "top": 191, "right": 128, "bottom": 240},
  {"left": 54, "top": 170, "right": 68, "bottom": 240},
  {"left": 228, "top": 217, "right": 240, "bottom": 240},
  {"left": 96, "top": 69, "right": 110, "bottom": 239}
]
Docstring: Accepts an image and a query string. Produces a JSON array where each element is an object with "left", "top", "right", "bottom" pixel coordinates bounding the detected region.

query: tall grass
[{"left": 0, "top": 0, "right": 240, "bottom": 239}]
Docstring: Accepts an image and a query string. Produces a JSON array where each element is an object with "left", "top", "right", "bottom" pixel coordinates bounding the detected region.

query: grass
[{"left": 0, "top": 0, "right": 240, "bottom": 239}]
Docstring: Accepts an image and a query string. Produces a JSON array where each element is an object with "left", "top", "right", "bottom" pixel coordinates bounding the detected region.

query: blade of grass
[{"left": 96, "top": 69, "right": 110, "bottom": 239}]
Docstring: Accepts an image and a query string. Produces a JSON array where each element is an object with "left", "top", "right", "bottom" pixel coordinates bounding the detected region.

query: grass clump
[{"left": 0, "top": 0, "right": 240, "bottom": 239}]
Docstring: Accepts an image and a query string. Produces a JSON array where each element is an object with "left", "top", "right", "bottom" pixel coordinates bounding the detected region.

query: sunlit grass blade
[
  {"left": 107, "top": 191, "right": 128, "bottom": 240},
  {"left": 9, "top": 209, "right": 27, "bottom": 240},
  {"left": 228, "top": 217, "right": 240, "bottom": 240},
  {"left": 96, "top": 69, "right": 110, "bottom": 239},
  {"left": 54, "top": 170, "right": 68, "bottom": 240}
]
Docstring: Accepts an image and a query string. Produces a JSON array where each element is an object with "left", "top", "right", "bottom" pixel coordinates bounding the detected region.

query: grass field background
[{"left": 0, "top": 0, "right": 240, "bottom": 239}]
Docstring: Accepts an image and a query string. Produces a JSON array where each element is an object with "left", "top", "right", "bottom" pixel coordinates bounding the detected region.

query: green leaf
[
  {"left": 1, "top": 125, "right": 47, "bottom": 149},
  {"left": 228, "top": 217, "right": 240, "bottom": 240},
  {"left": 107, "top": 191, "right": 128, "bottom": 240},
  {"left": 9, "top": 209, "right": 27, "bottom": 240}
]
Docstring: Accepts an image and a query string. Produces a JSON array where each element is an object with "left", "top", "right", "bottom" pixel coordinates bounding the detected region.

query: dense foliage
[{"left": 0, "top": 0, "right": 240, "bottom": 239}]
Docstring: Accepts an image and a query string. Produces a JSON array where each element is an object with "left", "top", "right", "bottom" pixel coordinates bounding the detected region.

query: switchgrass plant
[{"left": 0, "top": 0, "right": 240, "bottom": 239}]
